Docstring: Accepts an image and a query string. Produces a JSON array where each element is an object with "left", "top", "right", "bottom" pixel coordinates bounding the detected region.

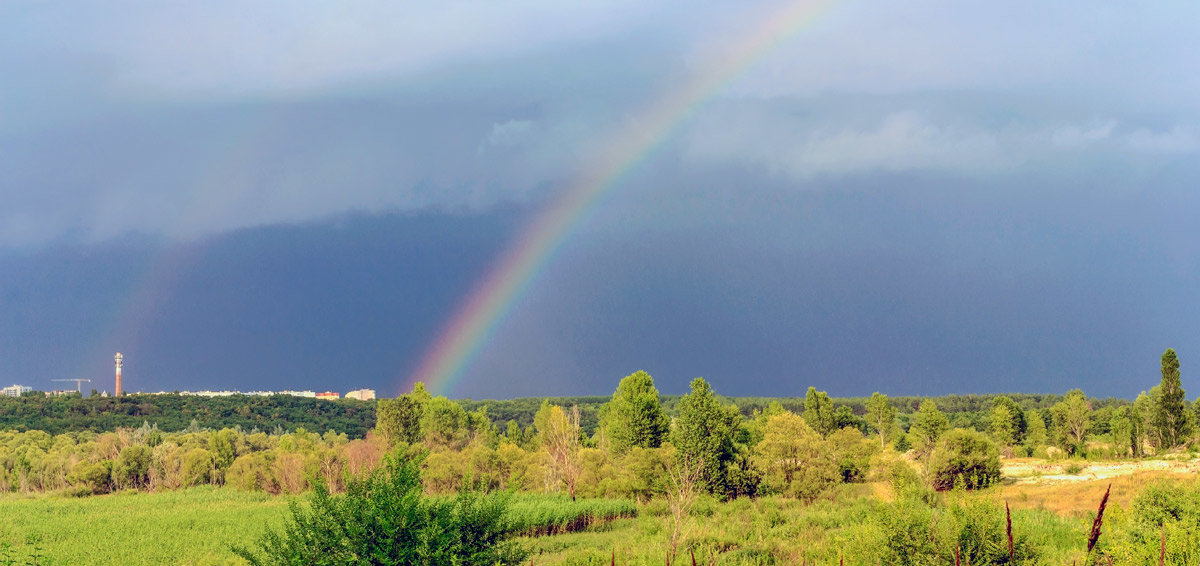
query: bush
[
  {"left": 1062, "top": 461, "right": 1085, "bottom": 475},
  {"left": 233, "top": 454, "right": 528, "bottom": 565},
  {"left": 1131, "top": 481, "right": 1200, "bottom": 528},
  {"left": 1100, "top": 481, "right": 1200, "bottom": 563},
  {"left": 828, "top": 427, "right": 879, "bottom": 483},
  {"left": 69, "top": 461, "right": 113, "bottom": 495},
  {"left": 928, "top": 429, "right": 1000, "bottom": 491}
]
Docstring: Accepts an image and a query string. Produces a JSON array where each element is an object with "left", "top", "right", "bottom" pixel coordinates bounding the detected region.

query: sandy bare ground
[{"left": 1003, "top": 457, "right": 1200, "bottom": 484}]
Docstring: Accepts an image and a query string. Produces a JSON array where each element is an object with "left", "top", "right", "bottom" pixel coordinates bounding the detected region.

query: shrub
[
  {"left": 1131, "top": 481, "right": 1200, "bottom": 528},
  {"left": 928, "top": 429, "right": 1000, "bottom": 491},
  {"left": 233, "top": 454, "right": 527, "bottom": 565},
  {"left": 828, "top": 427, "right": 879, "bottom": 483},
  {"left": 1062, "top": 461, "right": 1086, "bottom": 475},
  {"left": 1100, "top": 481, "right": 1200, "bottom": 563},
  {"left": 875, "top": 497, "right": 1039, "bottom": 564},
  {"left": 69, "top": 461, "right": 113, "bottom": 495}
]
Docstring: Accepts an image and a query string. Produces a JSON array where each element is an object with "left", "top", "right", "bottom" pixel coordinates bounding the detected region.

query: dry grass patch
[{"left": 996, "top": 470, "right": 1185, "bottom": 516}]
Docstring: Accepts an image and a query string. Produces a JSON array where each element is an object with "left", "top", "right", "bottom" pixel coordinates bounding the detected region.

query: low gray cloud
[
  {"left": 683, "top": 102, "right": 1199, "bottom": 181},
  {"left": 2, "top": 1, "right": 1199, "bottom": 248}
]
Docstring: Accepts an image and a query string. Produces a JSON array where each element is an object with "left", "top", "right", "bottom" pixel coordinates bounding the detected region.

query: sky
[{"left": 1, "top": 1, "right": 1198, "bottom": 399}]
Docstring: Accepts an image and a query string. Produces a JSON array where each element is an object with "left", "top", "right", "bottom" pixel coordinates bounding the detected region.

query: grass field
[
  {"left": 0, "top": 488, "right": 292, "bottom": 566},
  {"left": 0, "top": 461, "right": 1196, "bottom": 565},
  {"left": 0, "top": 489, "right": 637, "bottom": 565}
]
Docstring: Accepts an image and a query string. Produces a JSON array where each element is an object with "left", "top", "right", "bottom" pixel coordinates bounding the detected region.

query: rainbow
[{"left": 404, "top": 0, "right": 842, "bottom": 396}]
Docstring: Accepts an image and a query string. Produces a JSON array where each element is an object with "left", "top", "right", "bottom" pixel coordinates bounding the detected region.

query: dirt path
[{"left": 1004, "top": 457, "right": 1200, "bottom": 484}]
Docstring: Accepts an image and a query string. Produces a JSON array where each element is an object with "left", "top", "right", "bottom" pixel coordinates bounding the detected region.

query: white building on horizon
[
  {"left": 278, "top": 390, "right": 316, "bottom": 398},
  {"left": 345, "top": 389, "right": 376, "bottom": 401},
  {"left": 1, "top": 384, "right": 32, "bottom": 397}
]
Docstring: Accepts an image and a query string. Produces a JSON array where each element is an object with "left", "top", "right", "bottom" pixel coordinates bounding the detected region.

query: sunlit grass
[{"left": 0, "top": 487, "right": 292, "bottom": 565}]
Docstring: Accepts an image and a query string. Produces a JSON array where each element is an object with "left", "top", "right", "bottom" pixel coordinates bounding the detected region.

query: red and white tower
[{"left": 114, "top": 352, "right": 123, "bottom": 397}]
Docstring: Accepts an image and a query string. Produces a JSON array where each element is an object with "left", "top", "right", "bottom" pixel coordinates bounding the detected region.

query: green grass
[
  {"left": 0, "top": 489, "right": 635, "bottom": 565},
  {"left": 2, "top": 481, "right": 1193, "bottom": 565},
  {"left": 0, "top": 488, "right": 292, "bottom": 566},
  {"left": 505, "top": 494, "right": 637, "bottom": 536}
]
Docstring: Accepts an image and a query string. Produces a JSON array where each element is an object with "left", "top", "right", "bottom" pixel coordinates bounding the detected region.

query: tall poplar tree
[
  {"left": 673, "top": 378, "right": 738, "bottom": 496},
  {"left": 1154, "top": 348, "right": 1190, "bottom": 448},
  {"left": 803, "top": 387, "right": 836, "bottom": 437}
]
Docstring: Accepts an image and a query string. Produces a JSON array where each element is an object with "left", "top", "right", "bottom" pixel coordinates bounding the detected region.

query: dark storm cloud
[{"left": 1, "top": 1, "right": 1198, "bottom": 398}]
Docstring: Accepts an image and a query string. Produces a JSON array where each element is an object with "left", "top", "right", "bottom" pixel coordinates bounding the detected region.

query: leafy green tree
[
  {"left": 828, "top": 427, "right": 878, "bottom": 483},
  {"left": 69, "top": 461, "right": 113, "bottom": 494},
  {"left": 1023, "top": 409, "right": 1048, "bottom": 456},
  {"left": 990, "top": 395, "right": 1026, "bottom": 444},
  {"left": 113, "top": 444, "right": 152, "bottom": 489},
  {"left": 597, "top": 371, "right": 669, "bottom": 455},
  {"left": 988, "top": 405, "right": 1015, "bottom": 447},
  {"left": 803, "top": 387, "right": 836, "bottom": 437},
  {"left": 234, "top": 454, "right": 526, "bottom": 565},
  {"left": 1194, "top": 397, "right": 1200, "bottom": 442},
  {"left": 210, "top": 428, "right": 238, "bottom": 472},
  {"left": 833, "top": 405, "right": 864, "bottom": 432},
  {"left": 535, "top": 402, "right": 582, "bottom": 500},
  {"left": 1154, "top": 348, "right": 1190, "bottom": 448},
  {"left": 1051, "top": 389, "right": 1091, "bottom": 456},
  {"left": 908, "top": 401, "right": 949, "bottom": 459},
  {"left": 422, "top": 396, "right": 471, "bottom": 448},
  {"left": 865, "top": 392, "right": 897, "bottom": 448},
  {"left": 754, "top": 411, "right": 837, "bottom": 501},
  {"left": 377, "top": 384, "right": 429, "bottom": 446},
  {"left": 1109, "top": 405, "right": 1137, "bottom": 457},
  {"left": 928, "top": 429, "right": 1001, "bottom": 491},
  {"left": 672, "top": 378, "right": 739, "bottom": 497},
  {"left": 1137, "top": 388, "right": 1161, "bottom": 450}
]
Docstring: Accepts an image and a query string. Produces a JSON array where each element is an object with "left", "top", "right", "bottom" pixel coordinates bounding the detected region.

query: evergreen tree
[
  {"left": 803, "top": 387, "right": 836, "bottom": 437},
  {"left": 598, "top": 370, "right": 670, "bottom": 455},
  {"left": 1153, "top": 348, "right": 1190, "bottom": 448},
  {"left": 672, "top": 378, "right": 739, "bottom": 497}
]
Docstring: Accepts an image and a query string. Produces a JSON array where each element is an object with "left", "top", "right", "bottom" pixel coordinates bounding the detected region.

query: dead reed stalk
[
  {"left": 1087, "top": 483, "right": 1111, "bottom": 554},
  {"left": 1006, "top": 500, "right": 1014, "bottom": 560},
  {"left": 1159, "top": 523, "right": 1166, "bottom": 566}
]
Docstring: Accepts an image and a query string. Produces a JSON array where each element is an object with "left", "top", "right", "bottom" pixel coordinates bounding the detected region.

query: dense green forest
[
  {"left": 460, "top": 391, "right": 1133, "bottom": 437},
  {"left": 0, "top": 394, "right": 376, "bottom": 438},
  {"left": 0, "top": 389, "right": 1139, "bottom": 441}
]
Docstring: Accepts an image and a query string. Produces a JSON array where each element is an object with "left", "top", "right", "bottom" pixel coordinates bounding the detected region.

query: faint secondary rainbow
[
  {"left": 404, "top": 0, "right": 842, "bottom": 396},
  {"left": 96, "top": 109, "right": 288, "bottom": 384}
]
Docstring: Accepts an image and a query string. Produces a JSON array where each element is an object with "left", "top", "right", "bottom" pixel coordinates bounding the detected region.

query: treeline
[
  {"left": 459, "top": 392, "right": 1131, "bottom": 437},
  {"left": 375, "top": 376, "right": 996, "bottom": 506},
  {"left": 0, "top": 394, "right": 375, "bottom": 438},
  {"left": 0, "top": 423, "right": 384, "bottom": 495}
]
